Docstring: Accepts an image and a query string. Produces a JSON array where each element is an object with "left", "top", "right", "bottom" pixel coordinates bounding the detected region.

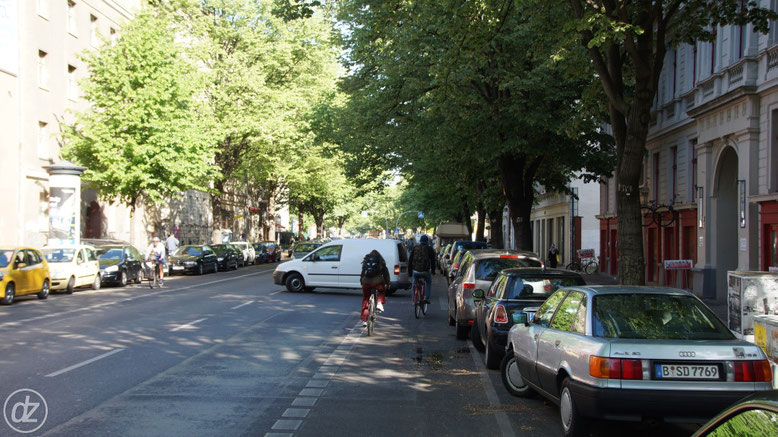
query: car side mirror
[
  {"left": 512, "top": 313, "right": 527, "bottom": 326},
  {"left": 472, "top": 289, "right": 485, "bottom": 301}
]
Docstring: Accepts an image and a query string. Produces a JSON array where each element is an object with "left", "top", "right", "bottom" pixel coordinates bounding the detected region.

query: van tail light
[
  {"left": 734, "top": 360, "right": 773, "bottom": 382},
  {"left": 462, "top": 282, "right": 475, "bottom": 290},
  {"left": 494, "top": 305, "right": 508, "bottom": 324},
  {"left": 394, "top": 265, "right": 400, "bottom": 275},
  {"left": 589, "top": 356, "right": 643, "bottom": 380}
]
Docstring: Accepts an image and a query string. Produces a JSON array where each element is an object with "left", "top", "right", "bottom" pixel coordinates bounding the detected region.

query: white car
[
  {"left": 42, "top": 244, "right": 102, "bottom": 293},
  {"left": 232, "top": 242, "right": 256, "bottom": 265}
]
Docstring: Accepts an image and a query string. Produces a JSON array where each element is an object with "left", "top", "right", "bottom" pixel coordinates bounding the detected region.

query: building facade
[{"left": 599, "top": 4, "right": 778, "bottom": 302}]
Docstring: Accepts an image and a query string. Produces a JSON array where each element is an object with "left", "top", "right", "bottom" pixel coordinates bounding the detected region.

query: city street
[{"left": 0, "top": 262, "right": 698, "bottom": 437}]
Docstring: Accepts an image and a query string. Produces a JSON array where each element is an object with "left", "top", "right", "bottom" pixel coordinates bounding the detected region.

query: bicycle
[
  {"left": 641, "top": 201, "right": 676, "bottom": 227},
  {"left": 566, "top": 255, "right": 599, "bottom": 274},
  {"left": 413, "top": 275, "right": 428, "bottom": 319},
  {"left": 366, "top": 286, "right": 379, "bottom": 336},
  {"left": 146, "top": 258, "right": 163, "bottom": 288}
]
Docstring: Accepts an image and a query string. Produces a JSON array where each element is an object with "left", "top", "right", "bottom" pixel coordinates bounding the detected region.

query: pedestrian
[
  {"left": 548, "top": 243, "right": 559, "bottom": 268},
  {"left": 166, "top": 232, "right": 179, "bottom": 256}
]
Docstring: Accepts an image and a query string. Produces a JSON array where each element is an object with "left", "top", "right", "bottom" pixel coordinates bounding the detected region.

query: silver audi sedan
[{"left": 501, "top": 286, "right": 773, "bottom": 437}]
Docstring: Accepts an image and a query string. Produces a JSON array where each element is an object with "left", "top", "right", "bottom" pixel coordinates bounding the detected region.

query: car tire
[
  {"left": 471, "top": 322, "right": 485, "bottom": 352},
  {"left": 560, "top": 377, "right": 589, "bottom": 437},
  {"left": 500, "top": 350, "right": 532, "bottom": 397},
  {"left": 484, "top": 337, "right": 501, "bottom": 370},
  {"left": 37, "top": 279, "right": 50, "bottom": 300},
  {"left": 135, "top": 269, "right": 143, "bottom": 284},
  {"left": 65, "top": 276, "right": 75, "bottom": 294},
  {"left": 198, "top": 263, "right": 204, "bottom": 276},
  {"left": 119, "top": 270, "right": 128, "bottom": 287},
  {"left": 455, "top": 316, "right": 469, "bottom": 340},
  {"left": 1, "top": 282, "right": 15, "bottom": 305},
  {"left": 212, "top": 262, "right": 218, "bottom": 273},
  {"left": 285, "top": 273, "right": 305, "bottom": 293},
  {"left": 92, "top": 274, "right": 101, "bottom": 290}
]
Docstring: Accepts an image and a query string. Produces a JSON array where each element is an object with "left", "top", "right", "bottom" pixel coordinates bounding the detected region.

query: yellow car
[
  {"left": 42, "top": 245, "right": 102, "bottom": 293},
  {"left": 0, "top": 247, "right": 51, "bottom": 305}
]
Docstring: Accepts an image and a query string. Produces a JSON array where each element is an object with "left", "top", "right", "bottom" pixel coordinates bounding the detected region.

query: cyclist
[
  {"left": 145, "top": 237, "right": 166, "bottom": 285},
  {"left": 360, "top": 249, "right": 389, "bottom": 327},
  {"left": 408, "top": 234, "right": 436, "bottom": 304}
]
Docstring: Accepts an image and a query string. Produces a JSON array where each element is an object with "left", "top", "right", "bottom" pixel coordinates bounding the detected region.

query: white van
[{"left": 273, "top": 239, "right": 410, "bottom": 293}]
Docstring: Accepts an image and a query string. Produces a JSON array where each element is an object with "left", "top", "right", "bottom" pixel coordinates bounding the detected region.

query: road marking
[
  {"left": 46, "top": 348, "right": 125, "bottom": 377},
  {"left": 230, "top": 301, "right": 254, "bottom": 310},
  {"left": 0, "top": 270, "right": 273, "bottom": 329},
  {"left": 270, "top": 290, "right": 283, "bottom": 295},
  {"left": 271, "top": 420, "right": 302, "bottom": 431},
  {"left": 469, "top": 347, "right": 516, "bottom": 437},
  {"left": 170, "top": 318, "right": 207, "bottom": 332}
]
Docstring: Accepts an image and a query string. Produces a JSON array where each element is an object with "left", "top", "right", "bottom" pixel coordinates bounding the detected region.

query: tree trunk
[
  {"left": 314, "top": 215, "right": 325, "bottom": 238},
  {"left": 498, "top": 154, "right": 540, "bottom": 251},
  {"left": 475, "top": 205, "right": 486, "bottom": 242},
  {"left": 487, "top": 210, "right": 503, "bottom": 248},
  {"left": 461, "top": 198, "right": 473, "bottom": 239}
]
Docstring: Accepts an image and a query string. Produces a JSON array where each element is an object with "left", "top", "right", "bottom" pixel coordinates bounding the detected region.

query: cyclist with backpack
[
  {"left": 408, "top": 234, "right": 436, "bottom": 304},
  {"left": 360, "top": 249, "right": 390, "bottom": 327}
]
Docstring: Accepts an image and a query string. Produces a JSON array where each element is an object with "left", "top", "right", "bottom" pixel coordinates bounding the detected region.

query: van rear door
[{"left": 394, "top": 242, "right": 409, "bottom": 286}]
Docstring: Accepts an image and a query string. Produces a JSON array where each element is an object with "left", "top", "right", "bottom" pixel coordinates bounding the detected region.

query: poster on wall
[{"left": 49, "top": 187, "right": 77, "bottom": 245}]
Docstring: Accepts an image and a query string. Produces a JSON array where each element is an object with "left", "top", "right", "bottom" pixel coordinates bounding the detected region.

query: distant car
[
  {"left": 471, "top": 268, "right": 585, "bottom": 369},
  {"left": 228, "top": 244, "right": 246, "bottom": 267},
  {"left": 291, "top": 242, "right": 323, "bottom": 259},
  {"left": 502, "top": 286, "right": 773, "bottom": 437},
  {"left": 442, "top": 240, "right": 488, "bottom": 274},
  {"left": 262, "top": 242, "right": 281, "bottom": 262},
  {"left": 211, "top": 244, "right": 240, "bottom": 271},
  {"left": 42, "top": 245, "right": 102, "bottom": 293},
  {"left": 692, "top": 390, "right": 778, "bottom": 437},
  {"left": 448, "top": 249, "right": 543, "bottom": 340},
  {"left": 232, "top": 242, "right": 256, "bottom": 265},
  {"left": 252, "top": 243, "right": 269, "bottom": 264},
  {"left": 0, "top": 247, "right": 50, "bottom": 305},
  {"left": 93, "top": 244, "right": 145, "bottom": 286},
  {"left": 168, "top": 245, "right": 218, "bottom": 275}
]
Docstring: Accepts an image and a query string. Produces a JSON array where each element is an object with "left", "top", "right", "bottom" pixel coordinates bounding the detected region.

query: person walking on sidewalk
[
  {"left": 360, "top": 250, "right": 389, "bottom": 327},
  {"left": 166, "top": 233, "right": 179, "bottom": 256},
  {"left": 548, "top": 243, "right": 559, "bottom": 268},
  {"left": 408, "top": 234, "right": 436, "bottom": 304}
]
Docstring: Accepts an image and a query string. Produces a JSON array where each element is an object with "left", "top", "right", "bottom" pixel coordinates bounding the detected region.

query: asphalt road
[{"left": 0, "top": 262, "right": 697, "bottom": 437}]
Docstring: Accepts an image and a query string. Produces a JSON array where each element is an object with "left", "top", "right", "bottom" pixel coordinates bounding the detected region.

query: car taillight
[
  {"left": 453, "top": 263, "right": 460, "bottom": 270},
  {"left": 463, "top": 282, "right": 475, "bottom": 289},
  {"left": 394, "top": 265, "right": 400, "bottom": 275},
  {"left": 499, "top": 254, "right": 518, "bottom": 259},
  {"left": 734, "top": 360, "right": 773, "bottom": 382},
  {"left": 589, "top": 356, "right": 643, "bottom": 380},
  {"left": 494, "top": 305, "right": 508, "bottom": 324}
]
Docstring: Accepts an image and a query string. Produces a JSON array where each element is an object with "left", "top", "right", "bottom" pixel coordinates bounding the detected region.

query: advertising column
[{"left": 45, "top": 161, "right": 86, "bottom": 246}]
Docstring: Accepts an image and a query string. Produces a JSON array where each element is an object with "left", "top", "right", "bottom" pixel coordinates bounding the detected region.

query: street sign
[
  {"left": 664, "top": 260, "right": 693, "bottom": 270},
  {"left": 577, "top": 249, "right": 595, "bottom": 259},
  {"left": 395, "top": 228, "right": 400, "bottom": 234},
  {"left": 418, "top": 212, "right": 424, "bottom": 219}
]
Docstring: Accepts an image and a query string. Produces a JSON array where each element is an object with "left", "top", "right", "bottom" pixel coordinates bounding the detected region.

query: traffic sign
[{"left": 418, "top": 212, "right": 424, "bottom": 219}]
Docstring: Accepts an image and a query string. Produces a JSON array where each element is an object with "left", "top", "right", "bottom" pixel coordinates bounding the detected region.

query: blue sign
[
  {"left": 395, "top": 228, "right": 400, "bottom": 234},
  {"left": 418, "top": 212, "right": 424, "bottom": 219}
]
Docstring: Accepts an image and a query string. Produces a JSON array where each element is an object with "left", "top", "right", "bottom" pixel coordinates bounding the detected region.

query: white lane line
[
  {"left": 46, "top": 348, "right": 125, "bottom": 377},
  {"left": 270, "top": 290, "right": 283, "bottom": 296},
  {"left": 170, "top": 318, "right": 207, "bottom": 332},
  {"left": 469, "top": 347, "right": 516, "bottom": 437},
  {"left": 0, "top": 270, "right": 273, "bottom": 329},
  {"left": 230, "top": 301, "right": 254, "bottom": 310}
]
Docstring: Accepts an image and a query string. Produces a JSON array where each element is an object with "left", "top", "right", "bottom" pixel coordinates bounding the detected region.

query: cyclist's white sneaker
[
  {"left": 362, "top": 321, "right": 367, "bottom": 327},
  {"left": 377, "top": 302, "right": 384, "bottom": 312}
]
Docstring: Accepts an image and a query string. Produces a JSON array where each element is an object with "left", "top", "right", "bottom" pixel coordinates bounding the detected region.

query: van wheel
[{"left": 286, "top": 273, "right": 305, "bottom": 293}]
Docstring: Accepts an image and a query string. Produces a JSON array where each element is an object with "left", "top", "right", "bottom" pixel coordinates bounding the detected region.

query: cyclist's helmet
[{"left": 419, "top": 235, "right": 429, "bottom": 245}]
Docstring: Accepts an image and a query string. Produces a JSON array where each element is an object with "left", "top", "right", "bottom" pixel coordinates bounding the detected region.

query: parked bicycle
[
  {"left": 641, "top": 201, "right": 676, "bottom": 227},
  {"left": 413, "top": 276, "right": 427, "bottom": 319},
  {"left": 565, "top": 250, "right": 599, "bottom": 274},
  {"left": 366, "top": 286, "right": 379, "bottom": 336}
]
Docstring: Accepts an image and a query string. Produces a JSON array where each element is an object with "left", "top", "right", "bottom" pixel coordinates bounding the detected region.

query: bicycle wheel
[
  {"left": 414, "top": 284, "right": 422, "bottom": 319},
  {"left": 640, "top": 206, "right": 655, "bottom": 227},
  {"left": 367, "top": 293, "right": 376, "bottom": 336},
  {"left": 654, "top": 205, "right": 676, "bottom": 227},
  {"left": 565, "top": 262, "right": 581, "bottom": 272},
  {"left": 584, "top": 260, "right": 598, "bottom": 275}
]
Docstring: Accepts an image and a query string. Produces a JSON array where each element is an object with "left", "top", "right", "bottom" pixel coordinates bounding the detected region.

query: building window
[
  {"left": 737, "top": 0, "right": 746, "bottom": 60},
  {"left": 90, "top": 14, "right": 98, "bottom": 45},
  {"left": 67, "top": 64, "right": 77, "bottom": 99},
  {"left": 38, "top": 122, "right": 48, "bottom": 159},
  {"left": 67, "top": 1, "right": 77, "bottom": 36},
  {"left": 671, "top": 146, "right": 678, "bottom": 203},
  {"left": 672, "top": 48, "right": 677, "bottom": 98},
  {"left": 37, "top": 0, "right": 49, "bottom": 18},
  {"left": 690, "top": 139, "right": 698, "bottom": 202},
  {"left": 37, "top": 50, "right": 48, "bottom": 89},
  {"left": 653, "top": 152, "right": 660, "bottom": 202},
  {"left": 711, "top": 27, "right": 717, "bottom": 75},
  {"left": 692, "top": 42, "right": 697, "bottom": 87},
  {"left": 772, "top": 110, "right": 778, "bottom": 192}
]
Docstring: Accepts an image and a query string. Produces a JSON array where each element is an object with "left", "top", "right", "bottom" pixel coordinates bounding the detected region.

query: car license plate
[
  {"left": 172, "top": 266, "right": 184, "bottom": 271},
  {"left": 655, "top": 364, "right": 719, "bottom": 379}
]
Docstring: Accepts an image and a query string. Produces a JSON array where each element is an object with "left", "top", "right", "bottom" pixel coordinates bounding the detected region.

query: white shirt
[
  {"left": 146, "top": 242, "right": 165, "bottom": 261},
  {"left": 166, "top": 235, "right": 179, "bottom": 253}
]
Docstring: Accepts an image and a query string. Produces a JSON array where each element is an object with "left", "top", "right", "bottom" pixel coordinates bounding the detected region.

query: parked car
[
  {"left": 168, "top": 245, "right": 218, "bottom": 275},
  {"left": 42, "top": 245, "right": 102, "bottom": 293},
  {"left": 501, "top": 286, "right": 773, "bottom": 437},
  {"left": 472, "top": 268, "right": 585, "bottom": 369},
  {"left": 441, "top": 240, "right": 488, "bottom": 274},
  {"left": 228, "top": 244, "right": 246, "bottom": 267},
  {"left": 448, "top": 250, "right": 543, "bottom": 340},
  {"left": 262, "top": 242, "right": 281, "bottom": 262},
  {"left": 211, "top": 244, "right": 240, "bottom": 271},
  {"left": 273, "top": 239, "right": 410, "bottom": 293},
  {"left": 437, "top": 243, "right": 451, "bottom": 270},
  {"left": 0, "top": 247, "right": 50, "bottom": 305},
  {"left": 447, "top": 248, "right": 469, "bottom": 284},
  {"left": 692, "top": 390, "right": 778, "bottom": 436},
  {"left": 232, "top": 241, "right": 256, "bottom": 265},
  {"left": 93, "top": 244, "right": 144, "bottom": 286},
  {"left": 252, "top": 243, "right": 269, "bottom": 264},
  {"left": 290, "top": 242, "right": 323, "bottom": 260}
]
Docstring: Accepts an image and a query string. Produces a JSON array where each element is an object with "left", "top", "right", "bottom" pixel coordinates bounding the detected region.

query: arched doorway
[
  {"left": 713, "top": 146, "right": 739, "bottom": 300},
  {"left": 85, "top": 200, "right": 102, "bottom": 239}
]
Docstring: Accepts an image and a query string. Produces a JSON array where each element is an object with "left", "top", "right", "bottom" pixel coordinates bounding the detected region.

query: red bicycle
[{"left": 413, "top": 276, "right": 427, "bottom": 319}]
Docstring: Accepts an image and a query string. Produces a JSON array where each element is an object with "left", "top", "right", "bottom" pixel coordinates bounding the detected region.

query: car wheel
[
  {"left": 198, "top": 263, "right": 204, "bottom": 275},
  {"left": 560, "top": 377, "right": 589, "bottom": 437},
  {"left": 65, "top": 276, "right": 75, "bottom": 294},
  {"left": 285, "top": 273, "right": 305, "bottom": 293},
  {"left": 484, "top": 336, "right": 501, "bottom": 370},
  {"left": 37, "top": 279, "right": 50, "bottom": 300},
  {"left": 119, "top": 270, "right": 128, "bottom": 287},
  {"left": 92, "top": 274, "right": 101, "bottom": 290},
  {"left": 135, "top": 269, "right": 143, "bottom": 284},
  {"left": 455, "top": 315, "right": 469, "bottom": 340},
  {"left": 212, "top": 262, "right": 218, "bottom": 273},
  {"left": 500, "top": 350, "right": 532, "bottom": 397},
  {"left": 471, "top": 321, "right": 485, "bottom": 352},
  {"left": 1, "top": 282, "right": 15, "bottom": 305}
]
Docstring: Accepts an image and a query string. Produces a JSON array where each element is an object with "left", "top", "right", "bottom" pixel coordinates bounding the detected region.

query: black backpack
[
  {"left": 411, "top": 245, "right": 430, "bottom": 271},
  {"left": 362, "top": 253, "right": 382, "bottom": 277}
]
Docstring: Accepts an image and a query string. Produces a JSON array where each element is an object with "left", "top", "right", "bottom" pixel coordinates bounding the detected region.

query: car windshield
[
  {"left": 176, "top": 247, "right": 202, "bottom": 256},
  {"left": 212, "top": 246, "right": 229, "bottom": 255},
  {"left": 43, "top": 248, "right": 76, "bottom": 263},
  {"left": 96, "top": 248, "right": 124, "bottom": 260},
  {"left": 503, "top": 276, "right": 582, "bottom": 299},
  {"left": 295, "top": 243, "right": 317, "bottom": 252},
  {"left": 592, "top": 294, "right": 734, "bottom": 340},
  {"left": 474, "top": 258, "right": 542, "bottom": 281},
  {"left": 0, "top": 250, "right": 13, "bottom": 268}
]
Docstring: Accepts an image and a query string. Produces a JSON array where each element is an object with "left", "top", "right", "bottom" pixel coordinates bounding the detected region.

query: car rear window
[
  {"left": 474, "top": 258, "right": 543, "bottom": 281},
  {"left": 502, "top": 276, "right": 582, "bottom": 299},
  {"left": 397, "top": 243, "right": 408, "bottom": 262},
  {"left": 592, "top": 294, "right": 734, "bottom": 340},
  {"left": 43, "top": 248, "right": 76, "bottom": 263}
]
